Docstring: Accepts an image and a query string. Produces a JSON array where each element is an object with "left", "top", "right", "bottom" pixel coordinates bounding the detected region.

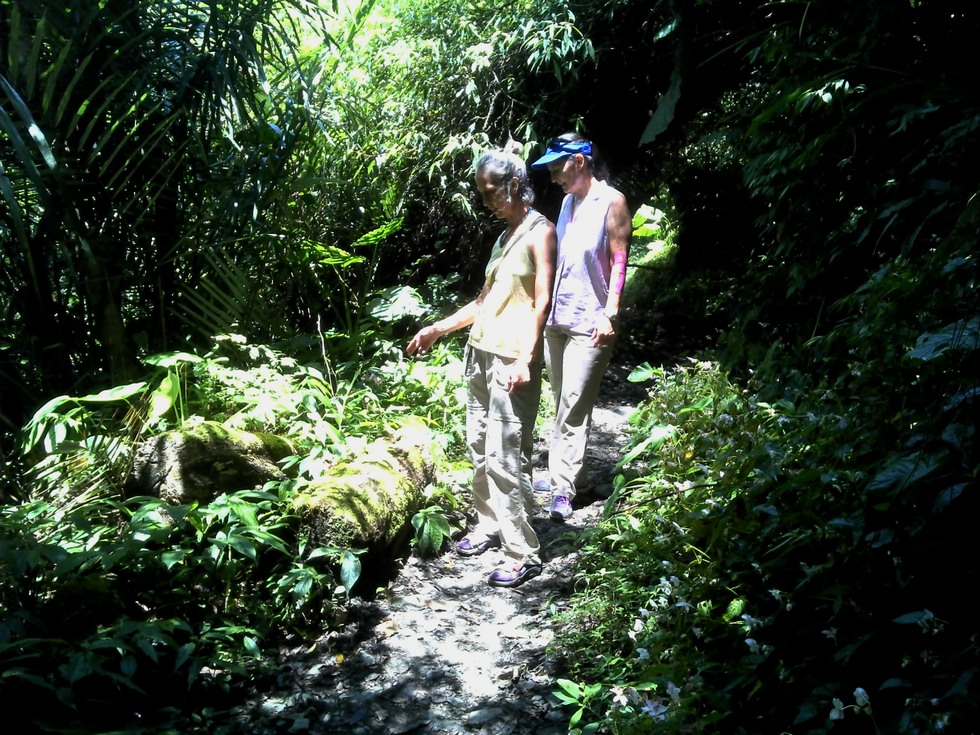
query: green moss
[{"left": 185, "top": 420, "right": 294, "bottom": 458}]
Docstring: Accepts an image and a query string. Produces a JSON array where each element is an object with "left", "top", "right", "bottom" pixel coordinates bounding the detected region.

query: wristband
[
  {"left": 611, "top": 251, "right": 627, "bottom": 295},
  {"left": 602, "top": 307, "right": 619, "bottom": 325}
]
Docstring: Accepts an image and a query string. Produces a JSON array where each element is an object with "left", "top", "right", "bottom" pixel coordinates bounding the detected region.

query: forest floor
[{"left": 221, "top": 309, "right": 687, "bottom": 735}]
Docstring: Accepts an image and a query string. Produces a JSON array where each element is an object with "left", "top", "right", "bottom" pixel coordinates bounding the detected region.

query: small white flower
[
  {"left": 635, "top": 647, "right": 650, "bottom": 661},
  {"left": 666, "top": 681, "right": 681, "bottom": 702},
  {"left": 638, "top": 608, "right": 651, "bottom": 618},
  {"left": 675, "top": 600, "right": 693, "bottom": 611},
  {"left": 744, "top": 638, "right": 760, "bottom": 654},
  {"left": 829, "top": 697, "right": 845, "bottom": 720},
  {"left": 611, "top": 686, "right": 629, "bottom": 707},
  {"left": 854, "top": 687, "right": 869, "bottom": 707},
  {"left": 641, "top": 698, "right": 668, "bottom": 721}
]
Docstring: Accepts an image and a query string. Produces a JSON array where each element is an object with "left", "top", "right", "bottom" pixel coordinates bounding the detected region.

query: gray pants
[
  {"left": 465, "top": 345, "right": 541, "bottom": 565},
  {"left": 544, "top": 327, "right": 614, "bottom": 499}
]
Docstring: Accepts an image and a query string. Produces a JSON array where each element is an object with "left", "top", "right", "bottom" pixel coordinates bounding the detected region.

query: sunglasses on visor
[{"left": 546, "top": 139, "right": 593, "bottom": 156}]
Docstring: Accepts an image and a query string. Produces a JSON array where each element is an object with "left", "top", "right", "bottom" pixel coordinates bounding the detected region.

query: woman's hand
[
  {"left": 506, "top": 360, "right": 532, "bottom": 392},
  {"left": 591, "top": 314, "right": 617, "bottom": 348},
  {"left": 407, "top": 326, "right": 439, "bottom": 356}
]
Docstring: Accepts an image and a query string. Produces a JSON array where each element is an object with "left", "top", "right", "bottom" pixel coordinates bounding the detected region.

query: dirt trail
[{"left": 225, "top": 385, "right": 641, "bottom": 735}]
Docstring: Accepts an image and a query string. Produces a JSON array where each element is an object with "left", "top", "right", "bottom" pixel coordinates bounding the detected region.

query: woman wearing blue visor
[{"left": 530, "top": 133, "right": 632, "bottom": 521}]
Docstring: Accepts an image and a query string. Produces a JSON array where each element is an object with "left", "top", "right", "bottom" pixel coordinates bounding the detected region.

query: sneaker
[
  {"left": 488, "top": 563, "right": 542, "bottom": 588},
  {"left": 456, "top": 535, "right": 499, "bottom": 556},
  {"left": 532, "top": 478, "right": 551, "bottom": 493},
  {"left": 549, "top": 495, "right": 573, "bottom": 521}
]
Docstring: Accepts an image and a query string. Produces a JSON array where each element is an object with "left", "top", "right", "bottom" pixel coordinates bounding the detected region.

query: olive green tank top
[{"left": 468, "top": 210, "right": 546, "bottom": 360}]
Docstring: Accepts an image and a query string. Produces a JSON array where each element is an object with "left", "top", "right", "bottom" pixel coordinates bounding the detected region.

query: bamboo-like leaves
[{"left": 1, "top": 0, "right": 333, "bottom": 410}]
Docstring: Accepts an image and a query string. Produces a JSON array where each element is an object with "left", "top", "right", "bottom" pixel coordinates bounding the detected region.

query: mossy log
[
  {"left": 127, "top": 418, "right": 443, "bottom": 554},
  {"left": 292, "top": 421, "right": 441, "bottom": 550},
  {"left": 125, "top": 420, "right": 295, "bottom": 504}
]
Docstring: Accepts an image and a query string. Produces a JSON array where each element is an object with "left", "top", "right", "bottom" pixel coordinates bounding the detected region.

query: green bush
[
  {"left": 552, "top": 344, "right": 977, "bottom": 733},
  {"left": 0, "top": 324, "right": 470, "bottom": 729}
]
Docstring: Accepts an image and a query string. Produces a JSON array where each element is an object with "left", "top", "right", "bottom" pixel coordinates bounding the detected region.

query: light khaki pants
[
  {"left": 465, "top": 345, "right": 541, "bottom": 565},
  {"left": 544, "top": 327, "right": 614, "bottom": 500}
]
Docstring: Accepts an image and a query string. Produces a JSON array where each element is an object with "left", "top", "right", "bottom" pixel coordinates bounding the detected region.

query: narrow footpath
[{"left": 225, "top": 387, "right": 640, "bottom": 735}]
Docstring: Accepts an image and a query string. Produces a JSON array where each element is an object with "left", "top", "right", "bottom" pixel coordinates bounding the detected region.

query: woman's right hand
[
  {"left": 590, "top": 314, "right": 616, "bottom": 348},
  {"left": 407, "top": 326, "right": 439, "bottom": 356}
]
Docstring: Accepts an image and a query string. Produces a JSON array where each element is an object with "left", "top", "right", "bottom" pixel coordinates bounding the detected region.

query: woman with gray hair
[{"left": 407, "top": 144, "right": 556, "bottom": 588}]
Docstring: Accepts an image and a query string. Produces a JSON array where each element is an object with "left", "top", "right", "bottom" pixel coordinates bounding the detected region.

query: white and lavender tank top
[{"left": 548, "top": 179, "right": 615, "bottom": 334}]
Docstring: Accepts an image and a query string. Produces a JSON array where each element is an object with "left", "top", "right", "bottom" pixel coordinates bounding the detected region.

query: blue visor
[{"left": 530, "top": 139, "right": 593, "bottom": 169}]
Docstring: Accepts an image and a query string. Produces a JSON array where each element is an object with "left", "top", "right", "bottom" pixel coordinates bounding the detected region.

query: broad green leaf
[
  {"left": 248, "top": 530, "right": 289, "bottom": 555},
  {"left": 934, "top": 483, "right": 967, "bottom": 512},
  {"left": 79, "top": 382, "right": 148, "bottom": 403},
  {"left": 60, "top": 653, "right": 94, "bottom": 684},
  {"left": 228, "top": 536, "right": 258, "bottom": 561},
  {"left": 679, "top": 396, "right": 712, "bottom": 414},
  {"left": 941, "top": 669, "right": 974, "bottom": 699},
  {"left": 121, "top": 654, "right": 139, "bottom": 676},
  {"left": 148, "top": 373, "right": 178, "bottom": 424},
  {"left": 291, "top": 575, "right": 314, "bottom": 600},
  {"left": 243, "top": 636, "right": 261, "bottom": 659},
  {"left": 174, "top": 643, "right": 195, "bottom": 671},
  {"left": 723, "top": 598, "right": 746, "bottom": 622},
  {"left": 418, "top": 512, "right": 451, "bottom": 555},
  {"left": 627, "top": 362, "right": 656, "bottom": 382},
  {"left": 617, "top": 425, "right": 676, "bottom": 468},
  {"left": 339, "top": 550, "right": 362, "bottom": 594},
  {"left": 867, "top": 452, "right": 943, "bottom": 494},
  {"left": 228, "top": 497, "right": 259, "bottom": 528},
  {"left": 640, "top": 65, "right": 681, "bottom": 146},
  {"left": 144, "top": 351, "right": 203, "bottom": 368},
  {"left": 308, "top": 546, "right": 342, "bottom": 561},
  {"left": 892, "top": 610, "right": 932, "bottom": 625},
  {"left": 368, "top": 285, "right": 427, "bottom": 321},
  {"left": 556, "top": 678, "right": 582, "bottom": 698},
  {"left": 908, "top": 316, "right": 980, "bottom": 361},
  {"left": 161, "top": 550, "right": 188, "bottom": 570}
]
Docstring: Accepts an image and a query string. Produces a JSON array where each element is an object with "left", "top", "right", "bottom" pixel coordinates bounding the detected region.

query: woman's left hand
[
  {"left": 506, "top": 360, "right": 532, "bottom": 392},
  {"left": 591, "top": 314, "right": 617, "bottom": 348}
]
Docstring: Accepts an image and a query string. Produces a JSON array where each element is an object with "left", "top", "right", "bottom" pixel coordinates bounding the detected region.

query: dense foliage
[
  {"left": 548, "top": 1, "right": 980, "bottom": 733},
  {"left": 0, "top": 329, "right": 470, "bottom": 730},
  {"left": 2, "top": 0, "right": 977, "bottom": 731}
]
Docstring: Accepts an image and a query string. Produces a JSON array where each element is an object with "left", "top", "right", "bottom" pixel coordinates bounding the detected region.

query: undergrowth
[
  {"left": 0, "top": 328, "right": 470, "bottom": 731},
  {"left": 551, "top": 241, "right": 978, "bottom": 733}
]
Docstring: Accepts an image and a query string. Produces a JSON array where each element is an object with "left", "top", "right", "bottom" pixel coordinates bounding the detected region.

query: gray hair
[{"left": 476, "top": 149, "right": 535, "bottom": 206}]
